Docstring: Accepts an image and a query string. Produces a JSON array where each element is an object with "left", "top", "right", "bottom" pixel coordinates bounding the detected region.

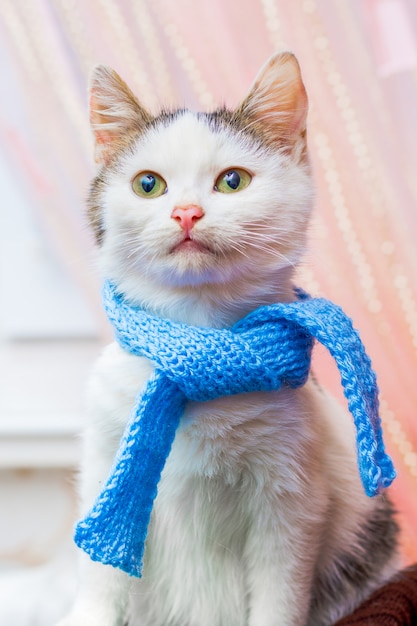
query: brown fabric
[{"left": 333, "top": 566, "right": 417, "bottom": 625}]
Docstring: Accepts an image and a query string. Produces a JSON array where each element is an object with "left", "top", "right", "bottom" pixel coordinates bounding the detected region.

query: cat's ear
[
  {"left": 89, "top": 65, "right": 152, "bottom": 165},
  {"left": 235, "top": 52, "right": 308, "bottom": 157}
]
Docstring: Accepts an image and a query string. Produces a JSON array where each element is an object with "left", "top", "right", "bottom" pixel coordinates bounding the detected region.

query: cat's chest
[{"left": 88, "top": 342, "right": 313, "bottom": 483}]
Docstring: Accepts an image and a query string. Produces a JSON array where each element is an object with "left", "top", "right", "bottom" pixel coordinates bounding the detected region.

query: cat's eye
[
  {"left": 214, "top": 168, "right": 252, "bottom": 194},
  {"left": 132, "top": 171, "right": 167, "bottom": 198}
]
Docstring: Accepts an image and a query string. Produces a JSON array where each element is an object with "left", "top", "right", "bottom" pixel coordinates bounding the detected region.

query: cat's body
[{"left": 57, "top": 53, "right": 399, "bottom": 626}]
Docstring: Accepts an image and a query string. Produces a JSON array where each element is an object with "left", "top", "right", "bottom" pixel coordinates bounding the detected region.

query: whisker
[{"left": 238, "top": 238, "right": 298, "bottom": 269}]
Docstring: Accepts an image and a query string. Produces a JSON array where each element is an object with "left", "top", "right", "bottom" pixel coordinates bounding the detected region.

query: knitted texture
[{"left": 74, "top": 281, "right": 396, "bottom": 577}]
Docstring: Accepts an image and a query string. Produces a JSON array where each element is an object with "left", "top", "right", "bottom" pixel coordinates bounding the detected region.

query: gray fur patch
[{"left": 308, "top": 495, "right": 399, "bottom": 625}]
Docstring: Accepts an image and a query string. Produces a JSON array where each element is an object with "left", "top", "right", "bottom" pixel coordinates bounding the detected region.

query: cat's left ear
[
  {"left": 235, "top": 52, "right": 308, "bottom": 158},
  {"left": 89, "top": 65, "right": 153, "bottom": 165}
]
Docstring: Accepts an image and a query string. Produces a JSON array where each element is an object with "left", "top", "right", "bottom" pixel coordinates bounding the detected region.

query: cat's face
[{"left": 88, "top": 53, "right": 313, "bottom": 317}]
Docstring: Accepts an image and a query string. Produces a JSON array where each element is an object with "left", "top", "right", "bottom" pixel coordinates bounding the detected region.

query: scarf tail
[
  {"left": 74, "top": 372, "right": 186, "bottom": 577},
  {"left": 280, "top": 299, "right": 396, "bottom": 495}
]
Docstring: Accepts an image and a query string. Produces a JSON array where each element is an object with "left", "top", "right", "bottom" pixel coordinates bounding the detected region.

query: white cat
[{"left": 56, "top": 52, "right": 398, "bottom": 626}]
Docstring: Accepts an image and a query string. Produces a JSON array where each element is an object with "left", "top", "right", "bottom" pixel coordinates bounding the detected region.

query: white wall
[{"left": 0, "top": 148, "right": 102, "bottom": 572}]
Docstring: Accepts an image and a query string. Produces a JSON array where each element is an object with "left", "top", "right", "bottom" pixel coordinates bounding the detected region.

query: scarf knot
[
  {"left": 74, "top": 281, "right": 395, "bottom": 577},
  {"left": 104, "top": 281, "right": 315, "bottom": 401}
]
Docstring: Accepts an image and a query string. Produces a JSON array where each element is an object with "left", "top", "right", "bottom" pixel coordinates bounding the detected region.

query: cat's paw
[
  {"left": 54, "top": 616, "right": 109, "bottom": 626},
  {"left": 54, "top": 613, "right": 121, "bottom": 626},
  {"left": 54, "top": 617, "right": 91, "bottom": 626},
  {"left": 54, "top": 618, "right": 78, "bottom": 626}
]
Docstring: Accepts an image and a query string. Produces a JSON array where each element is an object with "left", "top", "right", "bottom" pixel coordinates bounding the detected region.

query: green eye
[
  {"left": 132, "top": 172, "right": 167, "bottom": 198},
  {"left": 214, "top": 168, "right": 252, "bottom": 194}
]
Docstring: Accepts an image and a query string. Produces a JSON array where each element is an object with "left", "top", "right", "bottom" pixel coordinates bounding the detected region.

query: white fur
[{"left": 56, "top": 109, "right": 396, "bottom": 626}]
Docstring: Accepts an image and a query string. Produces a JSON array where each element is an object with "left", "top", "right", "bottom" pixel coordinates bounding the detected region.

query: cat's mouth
[{"left": 170, "top": 237, "right": 212, "bottom": 255}]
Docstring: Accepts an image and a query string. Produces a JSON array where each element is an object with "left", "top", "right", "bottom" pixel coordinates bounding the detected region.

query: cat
[{"left": 56, "top": 52, "right": 399, "bottom": 626}]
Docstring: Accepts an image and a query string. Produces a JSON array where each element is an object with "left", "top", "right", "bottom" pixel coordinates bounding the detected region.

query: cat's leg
[
  {"left": 55, "top": 554, "right": 130, "bottom": 626},
  {"left": 245, "top": 491, "right": 324, "bottom": 626},
  {"left": 55, "top": 436, "right": 132, "bottom": 626},
  {"left": 55, "top": 347, "right": 153, "bottom": 626}
]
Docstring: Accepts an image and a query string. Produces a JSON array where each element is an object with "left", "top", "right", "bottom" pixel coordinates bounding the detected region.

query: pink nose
[{"left": 171, "top": 205, "right": 204, "bottom": 234}]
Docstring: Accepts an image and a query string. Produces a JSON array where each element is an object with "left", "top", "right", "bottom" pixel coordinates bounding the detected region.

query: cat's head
[{"left": 88, "top": 52, "right": 313, "bottom": 322}]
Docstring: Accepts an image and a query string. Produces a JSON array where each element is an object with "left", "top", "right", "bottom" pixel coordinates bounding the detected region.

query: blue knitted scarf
[{"left": 74, "top": 280, "right": 396, "bottom": 577}]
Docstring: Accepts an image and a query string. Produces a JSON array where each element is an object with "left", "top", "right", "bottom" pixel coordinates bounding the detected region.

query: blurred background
[{"left": 0, "top": 0, "right": 416, "bottom": 623}]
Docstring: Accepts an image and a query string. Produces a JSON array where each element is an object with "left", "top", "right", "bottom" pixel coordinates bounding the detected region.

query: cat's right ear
[{"left": 89, "top": 66, "right": 152, "bottom": 165}]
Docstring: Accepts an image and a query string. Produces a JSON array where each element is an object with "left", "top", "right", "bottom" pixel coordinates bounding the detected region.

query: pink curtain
[{"left": 1, "top": 0, "right": 416, "bottom": 563}]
